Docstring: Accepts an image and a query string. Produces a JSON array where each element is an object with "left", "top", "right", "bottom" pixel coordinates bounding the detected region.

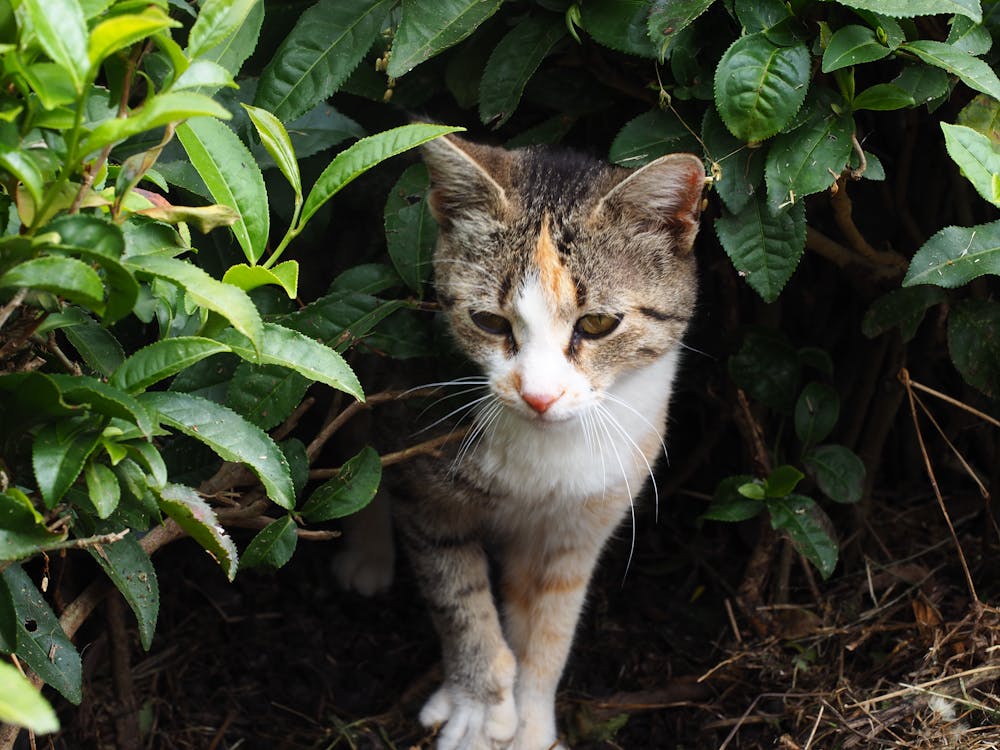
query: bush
[{"left": 1, "top": 0, "right": 998, "bottom": 741}]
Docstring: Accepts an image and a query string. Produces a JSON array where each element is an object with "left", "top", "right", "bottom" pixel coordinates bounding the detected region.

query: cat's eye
[
  {"left": 575, "top": 313, "right": 622, "bottom": 339},
  {"left": 470, "top": 311, "right": 512, "bottom": 336}
]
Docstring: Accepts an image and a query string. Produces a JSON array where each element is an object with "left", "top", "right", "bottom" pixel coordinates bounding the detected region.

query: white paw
[
  {"left": 332, "top": 543, "right": 394, "bottom": 596},
  {"left": 420, "top": 682, "right": 518, "bottom": 750}
]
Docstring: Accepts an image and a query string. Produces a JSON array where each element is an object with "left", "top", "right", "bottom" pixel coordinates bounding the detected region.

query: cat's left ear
[{"left": 595, "top": 153, "right": 706, "bottom": 253}]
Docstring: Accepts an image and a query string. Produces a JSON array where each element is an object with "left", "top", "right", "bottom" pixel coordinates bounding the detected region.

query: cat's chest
[{"left": 462, "top": 352, "right": 680, "bottom": 507}]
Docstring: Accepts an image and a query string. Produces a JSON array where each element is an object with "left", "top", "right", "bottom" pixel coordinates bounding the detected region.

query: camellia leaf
[
  {"left": 947, "top": 298, "right": 1000, "bottom": 398},
  {"left": 47, "top": 373, "right": 154, "bottom": 437},
  {"left": 903, "top": 218, "right": 1000, "bottom": 287},
  {"left": 765, "top": 465, "right": 805, "bottom": 498},
  {"left": 768, "top": 494, "right": 839, "bottom": 579},
  {"left": 176, "top": 117, "right": 268, "bottom": 264},
  {"left": 171, "top": 59, "right": 236, "bottom": 91},
  {"left": 2, "top": 565, "right": 82, "bottom": 703},
  {"left": 821, "top": 24, "right": 891, "bottom": 73},
  {"left": 226, "top": 362, "right": 309, "bottom": 430},
  {"left": 715, "top": 196, "right": 806, "bottom": 303},
  {"left": 893, "top": 64, "right": 952, "bottom": 107},
  {"left": 111, "top": 338, "right": 230, "bottom": 394},
  {"left": 158, "top": 484, "right": 238, "bottom": 580},
  {"left": 240, "top": 515, "right": 298, "bottom": 570},
  {"left": 186, "top": 0, "right": 260, "bottom": 58},
  {"left": 384, "top": 164, "right": 435, "bottom": 293},
  {"left": 389, "top": 0, "right": 503, "bottom": 77},
  {"left": 852, "top": 83, "right": 916, "bottom": 111},
  {"left": 216, "top": 322, "right": 363, "bottom": 401},
  {"left": 88, "top": 8, "right": 177, "bottom": 68},
  {"left": 578, "top": 0, "right": 658, "bottom": 58},
  {"left": 126, "top": 254, "right": 264, "bottom": 351},
  {"left": 957, "top": 93, "right": 1000, "bottom": 143},
  {"left": 256, "top": 0, "right": 393, "bottom": 122},
  {"left": 242, "top": 103, "right": 301, "bottom": 199},
  {"left": 301, "top": 446, "right": 381, "bottom": 522},
  {"left": 902, "top": 40, "right": 1000, "bottom": 101},
  {"left": 700, "top": 475, "right": 763, "bottom": 522},
  {"left": 765, "top": 105, "right": 855, "bottom": 207},
  {"left": 84, "top": 461, "right": 121, "bottom": 519},
  {"left": 22, "top": 0, "right": 88, "bottom": 92},
  {"left": 610, "top": 109, "right": 699, "bottom": 167},
  {"left": 714, "top": 33, "right": 811, "bottom": 143},
  {"left": 141, "top": 391, "right": 294, "bottom": 509},
  {"left": 85, "top": 522, "right": 159, "bottom": 650},
  {"left": 701, "top": 108, "right": 765, "bottom": 214},
  {"left": 0, "top": 660, "right": 59, "bottom": 734},
  {"left": 941, "top": 122, "right": 1000, "bottom": 206},
  {"left": 861, "top": 285, "right": 947, "bottom": 342},
  {"left": 478, "top": 15, "right": 565, "bottom": 128},
  {"left": 0, "top": 490, "right": 65, "bottom": 562},
  {"left": 728, "top": 329, "right": 801, "bottom": 413},
  {"left": 946, "top": 15, "right": 992, "bottom": 55},
  {"left": 300, "top": 124, "right": 463, "bottom": 228},
  {"left": 32, "top": 419, "right": 102, "bottom": 507},
  {"left": 794, "top": 382, "right": 840, "bottom": 447},
  {"left": 802, "top": 444, "right": 866, "bottom": 505},
  {"left": 135, "top": 203, "right": 240, "bottom": 233},
  {"left": 832, "top": 0, "right": 981, "bottom": 22},
  {"left": 647, "top": 0, "right": 714, "bottom": 60},
  {"left": 0, "top": 256, "right": 104, "bottom": 313},
  {"left": 200, "top": 0, "right": 263, "bottom": 76},
  {"left": 222, "top": 262, "right": 299, "bottom": 298}
]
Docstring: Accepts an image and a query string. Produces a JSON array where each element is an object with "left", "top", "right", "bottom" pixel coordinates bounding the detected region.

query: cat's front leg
[{"left": 396, "top": 511, "right": 519, "bottom": 750}]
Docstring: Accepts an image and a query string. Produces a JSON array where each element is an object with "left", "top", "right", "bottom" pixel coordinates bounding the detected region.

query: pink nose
[{"left": 521, "top": 391, "right": 560, "bottom": 414}]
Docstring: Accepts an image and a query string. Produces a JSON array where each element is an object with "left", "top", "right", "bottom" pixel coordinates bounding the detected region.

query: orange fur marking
[{"left": 533, "top": 214, "right": 575, "bottom": 306}]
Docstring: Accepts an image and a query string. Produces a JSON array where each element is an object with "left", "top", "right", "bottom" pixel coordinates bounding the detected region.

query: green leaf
[
  {"left": 765, "top": 105, "right": 855, "bottom": 207},
  {"left": 715, "top": 196, "right": 806, "bottom": 303},
  {"left": 700, "top": 475, "right": 763, "bottom": 522},
  {"left": 946, "top": 15, "right": 992, "bottom": 55},
  {"left": 80, "top": 92, "right": 231, "bottom": 157},
  {"left": 84, "top": 461, "right": 121, "bottom": 518},
  {"left": 609, "top": 109, "right": 699, "bottom": 167},
  {"left": 578, "top": 0, "right": 658, "bottom": 58},
  {"left": 903, "top": 40, "right": 1000, "bottom": 101},
  {"left": 0, "top": 147, "right": 45, "bottom": 210},
  {"left": 88, "top": 8, "right": 177, "bottom": 68},
  {"left": 893, "top": 64, "right": 951, "bottom": 107},
  {"left": 738, "top": 481, "right": 766, "bottom": 500},
  {"left": 217, "top": 322, "right": 363, "bottom": 401},
  {"left": 2, "top": 565, "right": 82, "bottom": 703},
  {"left": 832, "top": 0, "right": 981, "bottom": 22},
  {"left": 384, "top": 164, "right": 435, "bottom": 293},
  {"left": 200, "top": 0, "right": 262, "bottom": 75},
  {"left": 47, "top": 373, "right": 153, "bottom": 437},
  {"left": 171, "top": 60, "right": 236, "bottom": 92},
  {"left": 728, "top": 329, "right": 801, "bottom": 413},
  {"left": 701, "top": 108, "right": 765, "bottom": 214},
  {"left": 942, "top": 122, "right": 1000, "bottom": 206},
  {"left": 389, "top": 0, "right": 503, "bottom": 77},
  {"left": 23, "top": 0, "right": 88, "bottom": 92},
  {"left": 903, "top": 219, "right": 1000, "bottom": 287},
  {"left": 957, "top": 93, "right": 1000, "bottom": 143},
  {"left": 765, "top": 465, "right": 805, "bottom": 498},
  {"left": 0, "top": 660, "right": 59, "bottom": 734},
  {"left": 0, "top": 256, "right": 104, "bottom": 312},
  {"left": 256, "top": 0, "right": 393, "bottom": 122},
  {"left": 802, "top": 444, "right": 866, "bottom": 504},
  {"left": 186, "top": 0, "right": 260, "bottom": 58},
  {"left": 714, "top": 33, "right": 811, "bottom": 143},
  {"left": 142, "top": 391, "right": 294, "bottom": 509},
  {"left": 283, "top": 292, "right": 406, "bottom": 352},
  {"left": 176, "top": 117, "right": 268, "bottom": 264},
  {"left": 647, "top": 0, "right": 714, "bottom": 60},
  {"left": 301, "top": 446, "right": 381, "bottom": 522},
  {"left": 862, "top": 286, "right": 947, "bottom": 342},
  {"left": 0, "top": 491, "right": 65, "bottom": 562},
  {"left": 478, "top": 16, "right": 564, "bottom": 128},
  {"left": 85, "top": 523, "right": 158, "bottom": 650},
  {"left": 948, "top": 298, "right": 1000, "bottom": 398},
  {"left": 852, "top": 83, "right": 916, "bottom": 111},
  {"left": 242, "top": 103, "right": 301, "bottom": 199},
  {"left": 125, "top": 254, "right": 263, "bottom": 350},
  {"left": 226, "top": 362, "right": 309, "bottom": 430},
  {"left": 58, "top": 308, "right": 126, "bottom": 377},
  {"left": 794, "top": 382, "right": 839, "bottom": 447},
  {"left": 768, "top": 494, "right": 839, "bottom": 579},
  {"left": 301, "top": 123, "right": 463, "bottom": 228},
  {"left": 222, "top": 262, "right": 299, "bottom": 298},
  {"left": 32, "top": 420, "right": 102, "bottom": 507},
  {"left": 240, "top": 515, "right": 298, "bottom": 570},
  {"left": 158, "top": 484, "right": 238, "bottom": 580},
  {"left": 821, "top": 24, "right": 890, "bottom": 73}
]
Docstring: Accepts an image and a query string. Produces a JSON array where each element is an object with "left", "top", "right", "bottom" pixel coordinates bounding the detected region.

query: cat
[{"left": 335, "top": 134, "right": 705, "bottom": 750}]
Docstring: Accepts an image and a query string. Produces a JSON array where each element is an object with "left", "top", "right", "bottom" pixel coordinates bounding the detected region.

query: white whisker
[
  {"left": 595, "top": 402, "right": 660, "bottom": 524},
  {"left": 591, "top": 407, "right": 636, "bottom": 578},
  {"left": 416, "top": 392, "right": 495, "bottom": 435}
]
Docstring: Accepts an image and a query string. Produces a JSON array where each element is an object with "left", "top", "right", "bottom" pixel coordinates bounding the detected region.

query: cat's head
[{"left": 421, "top": 135, "right": 704, "bottom": 425}]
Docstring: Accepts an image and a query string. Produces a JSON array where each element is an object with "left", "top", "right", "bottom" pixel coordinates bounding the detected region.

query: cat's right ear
[{"left": 421, "top": 136, "right": 511, "bottom": 227}]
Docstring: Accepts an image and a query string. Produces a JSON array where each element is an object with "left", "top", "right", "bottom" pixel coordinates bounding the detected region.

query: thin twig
[
  {"left": 848, "top": 665, "right": 1000, "bottom": 710},
  {"left": 272, "top": 396, "right": 316, "bottom": 442},
  {"left": 911, "top": 390, "right": 989, "bottom": 498},
  {"left": 907, "top": 377, "right": 1000, "bottom": 429},
  {"left": 45, "top": 333, "right": 83, "bottom": 375},
  {"left": 309, "top": 429, "right": 471, "bottom": 479},
  {"left": 0, "top": 288, "right": 27, "bottom": 331}
]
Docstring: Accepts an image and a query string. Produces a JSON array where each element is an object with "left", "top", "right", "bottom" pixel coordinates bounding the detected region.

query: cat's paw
[
  {"left": 421, "top": 650, "right": 518, "bottom": 750},
  {"left": 332, "top": 542, "right": 394, "bottom": 596}
]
